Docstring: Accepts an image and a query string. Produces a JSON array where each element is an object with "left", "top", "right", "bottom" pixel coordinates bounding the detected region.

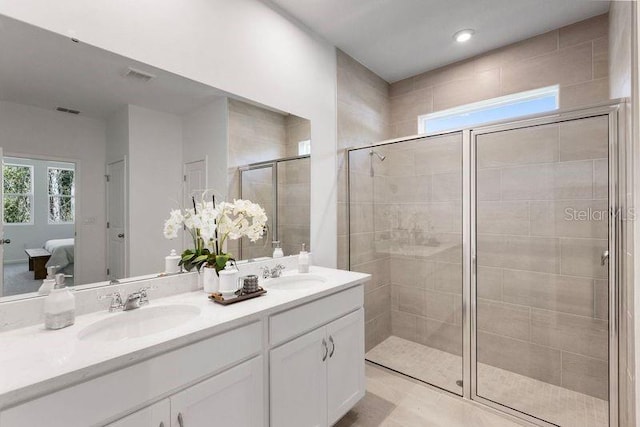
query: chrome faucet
[
  {"left": 122, "top": 287, "right": 153, "bottom": 311},
  {"left": 261, "top": 264, "right": 285, "bottom": 279},
  {"left": 99, "top": 291, "right": 124, "bottom": 312}
]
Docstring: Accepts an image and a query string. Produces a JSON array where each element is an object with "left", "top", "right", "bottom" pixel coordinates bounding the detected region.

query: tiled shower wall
[
  {"left": 475, "top": 116, "right": 609, "bottom": 400},
  {"left": 388, "top": 14, "right": 609, "bottom": 139},
  {"left": 336, "top": 49, "right": 392, "bottom": 351}
]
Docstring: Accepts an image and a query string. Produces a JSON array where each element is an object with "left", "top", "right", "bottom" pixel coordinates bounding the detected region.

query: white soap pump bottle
[
  {"left": 44, "top": 274, "right": 76, "bottom": 330},
  {"left": 272, "top": 241, "right": 284, "bottom": 258},
  {"left": 38, "top": 265, "right": 58, "bottom": 295},
  {"left": 298, "top": 243, "right": 310, "bottom": 274},
  {"left": 165, "top": 249, "right": 181, "bottom": 274}
]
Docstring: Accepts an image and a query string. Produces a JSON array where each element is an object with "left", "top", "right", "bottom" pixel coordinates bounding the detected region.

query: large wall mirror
[{"left": 0, "top": 16, "right": 311, "bottom": 300}]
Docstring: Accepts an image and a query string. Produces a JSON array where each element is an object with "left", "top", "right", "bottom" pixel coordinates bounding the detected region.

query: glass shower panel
[
  {"left": 351, "top": 132, "right": 464, "bottom": 395},
  {"left": 240, "top": 165, "right": 274, "bottom": 259},
  {"left": 474, "top": 116, "right": 609, "bottom": 427}
]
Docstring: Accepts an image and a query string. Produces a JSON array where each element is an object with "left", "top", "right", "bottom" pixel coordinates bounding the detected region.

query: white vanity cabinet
[
  {"left": 269, "top": 286, "right": 365, "bottom": 427},
  {"left": 107, "top": 399, "right": 170, "bottom": 427}
]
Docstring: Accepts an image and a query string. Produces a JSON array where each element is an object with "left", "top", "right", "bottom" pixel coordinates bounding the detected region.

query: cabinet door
[
  {"left": 170, "top": 356, "right": 264, "bottom": 427},
  {"left": 107, "top": 399, "right": 170, "bottom": 427},
  {"left": 327, "top": 308, "right": 365, "bottom": 426},
  {"left": 270, "top": 326, "right": 328, "bottom": 427}
]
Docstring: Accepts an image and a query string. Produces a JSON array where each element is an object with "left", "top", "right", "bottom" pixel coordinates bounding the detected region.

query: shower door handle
[{"left": 601, "top": 250, "right": 609, "bottom": 266}]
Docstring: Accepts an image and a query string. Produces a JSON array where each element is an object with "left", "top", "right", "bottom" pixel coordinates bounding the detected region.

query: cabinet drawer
[
  {"left": 270, "top": 285, "right": 363, "bottom": 347},
  {"left": 0, "top": 321, "right": 262, "bottom": 427}
]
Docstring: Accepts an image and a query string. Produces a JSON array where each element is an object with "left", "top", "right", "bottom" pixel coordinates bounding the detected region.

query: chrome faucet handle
[
  {"left": 137, "top": 286, "right": 157, "bottom": 305},
  {"left": 99, "top": 292, "right": 123, "bottom": 312},
  {"left": 260, "top": 266, "right": 271, "bottom": 279},
  {"left": 271, "top": 264, "right": 286, "bottom": 278}
]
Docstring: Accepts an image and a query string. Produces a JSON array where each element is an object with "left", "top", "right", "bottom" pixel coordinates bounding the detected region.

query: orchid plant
[{"left": 163, "top": 197, "right": 267, "bottom": 275}]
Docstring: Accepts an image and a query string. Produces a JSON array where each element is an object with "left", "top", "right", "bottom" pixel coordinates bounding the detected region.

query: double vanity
[{"left": 0, "top": 263, "right": 369, "bottom": 427}]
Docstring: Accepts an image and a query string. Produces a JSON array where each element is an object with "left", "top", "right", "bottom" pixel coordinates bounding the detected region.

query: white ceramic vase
[{"left": 202, "top": 266, "right": 220, "bottom": 293}]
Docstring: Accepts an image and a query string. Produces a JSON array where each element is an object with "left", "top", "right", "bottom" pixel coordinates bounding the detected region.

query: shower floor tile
[{"left": 365, "top": 336, "right": 608, "bottom": 427}]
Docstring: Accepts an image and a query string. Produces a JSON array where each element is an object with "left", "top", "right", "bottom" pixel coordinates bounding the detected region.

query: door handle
[
  {"left": 177, "top": 412, "right": 184, "bottom": 427},
  {"left": 0, "top": 239, "right": 10, "bottom": 244},
  {"left": 117, "top": 233, "right": 125, "bottom": 238},
  {"left": 601, "top": 250, "right": 609, "bottom": 266},
  {"left": 321, "top": 338, "right": 328, "bottom": 361}
]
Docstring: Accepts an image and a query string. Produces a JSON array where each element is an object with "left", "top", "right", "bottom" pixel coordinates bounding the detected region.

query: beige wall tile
[
  {"left": 559, "top": 13, "right": 609, "bottom": 49},
  {"left": 433, "top": 262, "right": 463, "bottom": 294},
  {"left": 391, "top": 88, "right": 433, "bottom": 124},
  {"left": 412, "top": 135, "right": 463, "bottom": 175},
  {"left": 391, "top": 309, "right": 418, "bottom": 342},
  {"left": 593, "top": 36, "right": 609, "bottom": 79},
  {"left": 530, "top": 308, "right": 608, "bottom": 360},
  {"left": 417, "top": 317, "right": 463, "bottom": 356},
  {"left": 432, "top": 172, "right": 462, "bottom": 201},
  {"left": 559, "top": 115, "right": 608, "bottom": 161},
  {"left": 391, "top": 120, "right": 419, "bottom": 138},
  {"left": 394, "top": 285, "right": 426, "bottom": 316},
  {"left": 594, "top": 279, "right": 609, "bottom": 320},
  {"left": 594, "top": 158, "right": 608, "bottom": 199},
  {"left": 529, "top": 199, "right": 608, "bottom": 239},
  {"left": 476, "top": 124, "right": 559, "bottom": 168},
  {"left": 503, "top": 269, "right": 600, "bottom": 318},
  {"left": 390, "top": 256, "right": 432, "bottom": 288},
  {"left": 560, "top": 78, "right": 609, "bottom": 109},
  {"left": 477, "top": 201, "right": 529, "bottom": 235},
  {"left": 477, "top": 266, "right": 503, "bottom": 301},
  {"left": 477, "top": 169, "right": 501, "bottom": 201},
  {"left": 560, "top": 237, "right": 608, "bottom": 279},
  {"left": 554, "top": 160, "right": 595, "bottom": 200},
  {"left": 425, "top": 289, "right": 459, "bottom": 324},
  {"left": 478, "top": 234, "right": 560, "bottom": 274},
  {"left": 349, "top": 203, "right": 375, "bottom": 234},
  {"left": 502, "top": 42, "right": 592, "bottom": 95},
  {"left": 477, "top": 332, "right": 562, "bottom": 385},
  {"left": 365, "top": 285, "right": 391, "bottom": 323},
  {"left": 413, "top": 59, "right": 476, "bottom": 91},
  {"left": 500, "top": 163, "right": 554, "bottom": 200},
  {"left": 473, "top": 30, "right": 558, "bottom": 72},
  {"left": 433, "top": 68, "right": 501, "bottom": 111},
  {"left": 478, "top": 300, "right": 530, "bottom": 341},
  {"left": 561, "top": 352, "right": 609, "bottom": 399}
]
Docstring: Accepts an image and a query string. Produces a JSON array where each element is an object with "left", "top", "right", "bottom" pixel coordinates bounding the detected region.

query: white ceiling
[
  {"left": 0, "top": 15, "right": 228, "bottom": 120},
  {"left": 270, "top": 0, "right": 610, "bottom": 82}
]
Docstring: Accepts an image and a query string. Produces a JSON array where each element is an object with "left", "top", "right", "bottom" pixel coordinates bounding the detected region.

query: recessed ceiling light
[{"left": 453, "top": 29, "right": 475, "bottom": 43}]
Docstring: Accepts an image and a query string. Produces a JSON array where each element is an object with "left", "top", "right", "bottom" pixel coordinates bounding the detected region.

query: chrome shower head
[{"left": 369, "top": 149, "right": 386, "bottom": 161}]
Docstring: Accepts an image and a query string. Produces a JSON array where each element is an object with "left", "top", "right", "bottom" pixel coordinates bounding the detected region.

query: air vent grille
[
  {"left": 124, "top": 67, "right": 156, "bottom": 82},
  {"left": 56, "top": 107, "right": 80, "bottom": 115}
]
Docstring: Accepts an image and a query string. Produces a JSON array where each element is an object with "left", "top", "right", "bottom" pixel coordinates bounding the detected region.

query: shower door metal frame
[
  {"left": 238, "top": 154, "right": 311, "bottom": 259},
  {"left": 469, "top": 103, "right": 622, "bottom": 427}
]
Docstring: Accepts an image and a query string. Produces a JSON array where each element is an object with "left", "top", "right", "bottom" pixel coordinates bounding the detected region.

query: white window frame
[
  {"left": 47, "top": 166, "right": 75, "bottom": 225},
  {"left": 3, "top": 162, "right": 35, "bottom": 226},
  {"left": 418, "top": 85, "right": 559, "bottom": 134}
]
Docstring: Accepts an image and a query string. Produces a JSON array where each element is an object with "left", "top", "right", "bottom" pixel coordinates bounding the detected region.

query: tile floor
[
  {"left": 335, "top": 363, "right": 526, "bottom": 427},
  {"left": 363, "top": 336, "right": 608, "bottom": 427}
]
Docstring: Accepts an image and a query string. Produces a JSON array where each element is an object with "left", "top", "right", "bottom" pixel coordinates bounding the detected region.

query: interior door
[
  {"left": 327, "top": 309, "right": 365, "bottom": 426},
  {"left": 183, "top": 159, "right": 207, "bottom": 250},
  {"left": 170, "top": 356, "right": 263, "bottom": 427},
  {"left": 106, "top": 160, "right": 126, "bottom": 280},
  {"left": 270, "top": 326, "right": 328, "bottom": 427}
]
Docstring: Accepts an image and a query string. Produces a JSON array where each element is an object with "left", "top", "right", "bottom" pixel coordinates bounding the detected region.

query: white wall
[
  {"left": 127, "top": 105, "right": 183, "bottom": 276},
  {"left": 3, "top": 157, "right": 75, "bottom": 263},
  {"left": 0, "top": 100, "right": 106, "bottom": 284},
  {"left": 0, "top": 0, "right": 338, "bottom": 268},
  {"left": 182, "top": 97, "right": 228, "bottom": 201}
]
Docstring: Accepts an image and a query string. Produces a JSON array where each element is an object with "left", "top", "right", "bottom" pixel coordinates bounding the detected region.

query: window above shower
[{"left": 418, "top": 85, "right": 559, "bottom": 134}]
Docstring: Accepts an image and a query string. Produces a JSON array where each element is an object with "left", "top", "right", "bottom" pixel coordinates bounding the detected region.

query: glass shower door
[
  {"left": 473, "top": 115, "right": 610, "bottom": 427},
  {"left": 351, "top": 132, "right": 464, "bottom": 395},
  {"left": 240, "top": 164, "right": 275, "bottom": 259}
]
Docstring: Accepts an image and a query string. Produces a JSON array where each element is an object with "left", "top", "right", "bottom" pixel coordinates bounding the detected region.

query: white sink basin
[
  {"left": 78, "top": 304, "right": 201, "bottom": 342},
  {"left": 262, "top": 274, "right": 327, "bottom": 291}
]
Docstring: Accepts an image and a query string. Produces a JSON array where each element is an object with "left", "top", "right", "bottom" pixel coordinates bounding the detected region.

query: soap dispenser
[
  {"left": 44, "top": 274, "right": 76, "bottom": 330},
  {"left": 272, "top": 241, "right": 284, "bottom": 258},
  {"left": 38, "top": 265, "right": 58, "bottom": 295},
  {"left": 298, "top": 243, "right": 310, "bottom": 273},
  {"left": 165, "top": 249, "right": 181, "bottom": 274}
]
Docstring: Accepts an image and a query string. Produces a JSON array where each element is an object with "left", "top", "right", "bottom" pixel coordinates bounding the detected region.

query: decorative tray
[{"left": 208, "top": 287, "right": 267, "bottom": 305}]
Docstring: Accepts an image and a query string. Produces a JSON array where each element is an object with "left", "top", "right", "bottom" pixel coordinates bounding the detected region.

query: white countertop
[{"left": 0, "top": 266, "right": 369, "bottom": 410}]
